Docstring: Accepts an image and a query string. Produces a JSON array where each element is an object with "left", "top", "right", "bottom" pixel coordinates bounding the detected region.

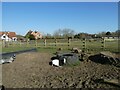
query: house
[
  {"left": 0, "top": 32, "right": 17, "bottom": 41},
  {"left": 102, "top": 36, "right": 119, "bottom": 41},
  {"left": 31, "top": 31, "right": 42, "bottom": 39},
  {"left": 25, "top": 30, "right": 42, "bottom": 40}
]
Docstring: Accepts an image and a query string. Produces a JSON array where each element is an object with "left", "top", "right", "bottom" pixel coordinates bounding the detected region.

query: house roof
[
  {"left": 25, "top": 30, "right": 32, "bottom": 36},
  {"left": 0, "top": 32, "right": 3, "bottom": 35},
  {"left": 8, "top": 32, "right": 16, "bottom": 38},
  {"left": 0, "top": 32, "right": 16, "bottom": 38},
  {"left": 25, "top": 30, "right": 42, "bottom": 39}
]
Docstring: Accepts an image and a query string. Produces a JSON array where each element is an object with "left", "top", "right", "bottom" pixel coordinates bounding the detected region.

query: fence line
[{"left": 1, "top": 38, "right": 118, "bottom": 51}]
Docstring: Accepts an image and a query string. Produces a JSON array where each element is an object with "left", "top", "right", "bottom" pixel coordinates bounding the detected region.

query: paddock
[{"left": 2, "top": 52, "right": 120, "bottom": 88}]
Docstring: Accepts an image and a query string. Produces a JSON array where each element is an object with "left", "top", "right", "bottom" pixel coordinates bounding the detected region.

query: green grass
[
  {"left": 37, "top": 47, "right": 57, "bottom": 53},
  {"left": 1, "top": 39, "right": 119, "bottom": 53},
  {"left": 37, "top": 47, "right": 71, "bottom": 54},
  {"left": 1, "top": 46, "right": 34, "bottom": 53},
  {"left": 1, "top": 46, "right": 70, "bottom": 54}
]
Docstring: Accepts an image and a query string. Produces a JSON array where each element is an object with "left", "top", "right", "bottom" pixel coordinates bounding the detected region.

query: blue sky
[
  {"left": 2, "top": 2, "right": 118, "bottom": 35},
  {"left": 0, "top": 2, "right": 2, "bottom": 32}
]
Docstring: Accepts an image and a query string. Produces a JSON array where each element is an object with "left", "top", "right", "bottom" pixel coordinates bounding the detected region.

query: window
[{"left": 3, "top": 36, "right": 6, "bottom": 38}]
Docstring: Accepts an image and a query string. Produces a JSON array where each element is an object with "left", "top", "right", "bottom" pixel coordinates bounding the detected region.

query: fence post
[
  {"left": 0, "top": 40, "right": 2, "bottom": 47},
  {"left": 68, "top": 38, "right": 71, "bottom": 46},
  {"left": 12, "top": 41, "right": 15, "bottom": 47},
  {"left": 101, "top": 38, "right": 105, "bottom": 50},
  {"left": 2, "top": 40, "right": 4, "bottom": 47},
  {"left": 55, "top": 39, "right": 57, "bottom": 46},
  {"left": 19, "top": 40, "right": 22, "bottom": 47},
  {"left": 44, "top": 39, "right": 46, "bottom": 47},
  {"left": 82, "top": 38, "right": 86, "bottom": 51},
  {"left": 27, "top": 39, "right": 29, "bottom": 47},
  {"left": 7, "top": 40, "right": 9, "bottom": 47},
  {"left": 35, "top": 39, "right": 38, "bottom": 47}
]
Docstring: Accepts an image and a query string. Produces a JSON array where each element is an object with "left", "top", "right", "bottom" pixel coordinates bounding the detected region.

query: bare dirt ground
[{"left": 2, "top": 52, "right": 120, "bottom": 88}]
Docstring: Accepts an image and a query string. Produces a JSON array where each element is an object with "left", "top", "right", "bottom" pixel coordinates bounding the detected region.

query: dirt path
[{"left": 2, "top": 52, "right": 120, "bottom": 88}]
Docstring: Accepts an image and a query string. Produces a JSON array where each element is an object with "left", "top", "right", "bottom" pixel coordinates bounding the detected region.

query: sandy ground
[{"left": 2, "top": 52, "right": 120, "bottom": 88}]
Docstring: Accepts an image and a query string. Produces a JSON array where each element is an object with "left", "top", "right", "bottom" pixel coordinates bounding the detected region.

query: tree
[
  {"left": 29, "top": 34, "right": 35, "bottom": 40},
  {"left": 106, "top": 31, "right": 111, "bottom": 36},
  {"left": 74, "top": 33, "right": 80, "bottom": 39},
  {"left": 115, "top": 30, "right": 120, "bottom": 36},
  {"left": 53, "top": 29, "right": 62, "bottom": 38},
  {"left": 74, "top": 33, "right": 88, "bottom": 39},
  {"left": 44, "top": 33, "right": 54, "bottom": 39},
  {"left": 97, "top": 32, "right": 106, "bottom": 37},
  {"left": 25, "top": 30, "right": 32, "bottom": 39},
  {"left": 62, "top": 28, "right": 75, "bottom": 38},
  {"left": 106, "top": 31, "right": 111, "bottom": 38},
  {"left": 53, "top": 28, "right": 75, "bottom": 39}
]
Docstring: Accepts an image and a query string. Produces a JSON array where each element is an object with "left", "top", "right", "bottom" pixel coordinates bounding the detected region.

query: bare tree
[
  {"left": 62, "top": 28, "right": 75, "bottom": 38},
  {"left": 53, "top": 28, "right": 75, "bottom": 39},
  {"left": 53, "top": 29, "right": 62, "bottom": 38}
]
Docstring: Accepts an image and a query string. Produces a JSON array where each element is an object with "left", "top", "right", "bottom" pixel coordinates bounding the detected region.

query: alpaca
[
  {"left": 52, "top": 59, "right": 60, "bottom": 67},
  {"left": 51, "top": 58, "right": 66, "bottom": 67},
  {"left": 0, "top": 54, "right": 16, "bottom": 64}
]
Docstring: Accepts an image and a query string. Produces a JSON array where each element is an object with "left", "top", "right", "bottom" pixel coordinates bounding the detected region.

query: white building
[{"left": 0, "top": 32, "right": 17, "bottom": 41}]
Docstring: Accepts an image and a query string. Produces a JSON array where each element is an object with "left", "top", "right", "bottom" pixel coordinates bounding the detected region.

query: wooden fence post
[
  {"left": 7, "top": 40, "right": 9, "bottom": 47},
  {"left": 4, "top": 40, "right": 7, "bottom": 47},
  {"left": 35, "top": 39, "right": 38, "bottom": 47},
  {"left": 68, "top": 38, "right": 71, "bottom": 46},
  {"left": 82, "top": 38, "right": 86, "bottom": 51},
  {"left": 44, "top": 39, "right": 46, "bottom": 47},
  {"left": 27, "top": 39, "right": 29, "bottom": 47},
  {"left": 2, "top": 40, "right": 4, "bottom": 47},
  {"left": 12, "top": 41, "right": 15, "bottom": 47},
  {"left": 101, "top": 38, "right": 105, "bottom": 50},
  {"left": 55, "top": 39, "right": 57, "bottom": 46},
  {"left": 0, "top": 40, "right": 2, "bottom": 47},
  {"left": 20, "top": 40, "right": 22, "bottom": 47}
]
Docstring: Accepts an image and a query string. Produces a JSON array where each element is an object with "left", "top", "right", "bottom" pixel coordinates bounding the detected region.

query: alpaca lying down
[
  {"left": 50, "top": 53, "right": 80, "bottom": 67},
  {"left": 0, "top": 54, "right": 16, "bottom": 64},
  {"left": 51, "top": 58, "right": 66, "bottom": 67}
]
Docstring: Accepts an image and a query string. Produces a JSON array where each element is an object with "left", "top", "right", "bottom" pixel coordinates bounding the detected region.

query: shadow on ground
[
  {"left": 89, "top": 54, "right": 120, "bottom": 68},
  {"left": 89, "top": 54, "right": 110, "bottom": 64}
]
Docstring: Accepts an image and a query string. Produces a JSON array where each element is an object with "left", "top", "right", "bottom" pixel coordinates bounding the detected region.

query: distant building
[
  {"left": 102, "top": 36, "right": 119, "bottom": 41},
  {"left": 25, "top": 30, "right": 42, "bottom": 40},
  {"left": 0, "top": 31, "right": 17, "bottom": 41}
]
